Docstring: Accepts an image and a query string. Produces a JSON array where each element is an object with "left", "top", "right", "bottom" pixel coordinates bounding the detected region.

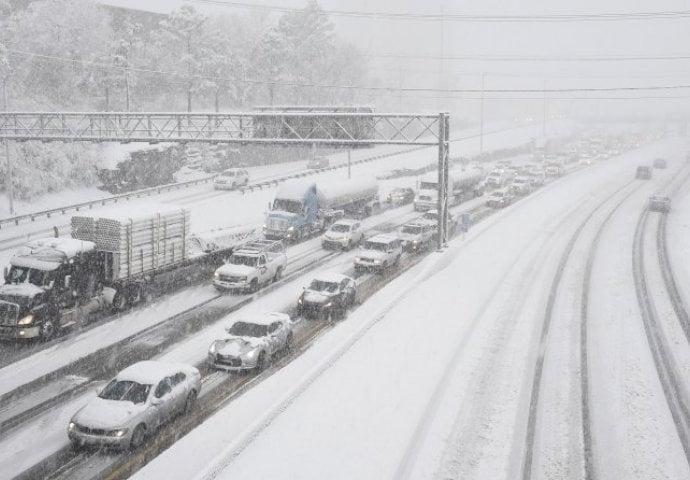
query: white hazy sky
[{"left": 95, "top": 0, "right": 690, "bottom": 119}]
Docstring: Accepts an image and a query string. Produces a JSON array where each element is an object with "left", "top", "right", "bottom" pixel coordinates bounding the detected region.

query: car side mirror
[{"left": 3, "top": 267, "right": 7, "bottom": 282}]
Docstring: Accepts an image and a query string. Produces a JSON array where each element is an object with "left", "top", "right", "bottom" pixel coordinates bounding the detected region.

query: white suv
[
  {"left": 321, "top": 219, "right": 364, "bottom": 250},
  {"left": 214, "top": 168, "right": 249, "bottom": 190},
  {"left": 354, "top": 234, "right": 403, "bottom": 272}
]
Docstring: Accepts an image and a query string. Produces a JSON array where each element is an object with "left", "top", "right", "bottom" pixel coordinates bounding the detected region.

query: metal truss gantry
[
  {"left": 0, "top": 111, "right": 451, "bottom": 247},
  {"left": 0, "top": 112, "right": 442, "bottom": 146}
]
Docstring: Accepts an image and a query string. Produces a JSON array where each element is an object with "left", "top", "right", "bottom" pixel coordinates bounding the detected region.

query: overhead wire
[{"left": 187, "top": 1, "right": 690, "bottom": 23}]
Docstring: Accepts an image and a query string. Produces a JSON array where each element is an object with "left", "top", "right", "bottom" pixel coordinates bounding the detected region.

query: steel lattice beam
[{"left": 0, "top": 112, "right": 442, "bottom": 146}]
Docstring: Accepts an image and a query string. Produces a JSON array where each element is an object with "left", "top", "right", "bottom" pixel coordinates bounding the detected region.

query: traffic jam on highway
[{"left": 3, "top": 119, "right": 689, "bottom": 480}]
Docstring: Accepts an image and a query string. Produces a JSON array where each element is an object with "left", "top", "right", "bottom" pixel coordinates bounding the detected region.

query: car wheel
[
  {"left": 273, "top": 267, "right": 283, "bottom": 283},
  {"left": 250, "top": 279, "right": 260, "bottom": 293},
  {"left": 256, "top": 351, "right": 267, "bottom": 371},
  {"left": 130, "top": 424, "right": 146, "bottom": 450},
  {"left": 345, "top": 240, "right": 352, "bottom": 251},
  {"left": 39, "top": 319, "right": 57, "bottom": 341},
  {"left": 184, "top": 390, "right": 197, "bottom": 414}
]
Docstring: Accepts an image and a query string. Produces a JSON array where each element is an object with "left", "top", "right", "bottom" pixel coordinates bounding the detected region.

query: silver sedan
[
  {"left": 208, "top": 312, "right": 293, "bottom": 372},
  {"left": 68, "top": 361, "right": 201, "bottom": 450}
]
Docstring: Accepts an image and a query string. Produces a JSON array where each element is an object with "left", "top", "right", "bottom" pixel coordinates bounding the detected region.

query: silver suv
[{"left": 354, "top": 234, "right": 403, "bottom": 272}]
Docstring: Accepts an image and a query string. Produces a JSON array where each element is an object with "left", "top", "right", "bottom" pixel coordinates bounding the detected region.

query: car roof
[
  {"left": 312, "top": 272, "right": 353, "bottom": 284},
  {"left": 234, "top": 312, "right": 290, "bottom": 326},
  {"left": 366, "top": 233, "right": 400, "bottom": 243},
  {"left": 116, "top": 361, "right": 196, "bottom": 385}
]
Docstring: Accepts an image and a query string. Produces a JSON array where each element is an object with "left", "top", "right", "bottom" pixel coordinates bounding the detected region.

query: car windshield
[
  {"left": 227, "top": 321, "right": 269, "bottom": 337},
  {"left": 402, "top": 225, "right": 422, "bottom": 234},
  {"left": 391, "top": 188, "right": 408, "bottom": 195},
  {"left": 272, "top": 199, "right": 303, "bottom": 214},
  {"left": 99, "top": 380, "right": 151, "bottom": 405},
  {"left": 363, "top": 241, "right": 388, "bottom": 252},
  {"left": 229, "top": 255, "right": 258, "bottom": 267},
  {"left": 6, "top": 266, "right": 56, "bottom": 288},
  {"left": 493, "top": 192, "right": 505, "bottom": 197},
  {"left": 422, "top": 214, "right": 437, "bottom": 221},
  {"left": 330, "top": 224, "right": 351, "bottom": 233},
  {"left": 309, "top": 280, "right": 339, "bottom": 292},
  {"left": 221, "top": 171, "right": 236, "bottom": 177}
]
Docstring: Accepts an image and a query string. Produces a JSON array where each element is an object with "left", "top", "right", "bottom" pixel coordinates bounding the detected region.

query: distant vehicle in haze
[
  {"left": 653, "top": 158, "right": 667, "bottom": 169},
  {"left": 486, "top": 189, "right": 514, "bottom": 208},
  {"left": 636, "top": 165, "right": 652, "bottom": 180},
  {"left": 307, "top": 156, "right": 330, "bottom": 169},
  {"left": 386, "top": 187, "right": 415, "bottom": 205},
  {"left": 648, "top": 195, "right": 670, "bottom": 213},
  {"left": 213, "top": 168, "right": 249, "bottom": 190}
]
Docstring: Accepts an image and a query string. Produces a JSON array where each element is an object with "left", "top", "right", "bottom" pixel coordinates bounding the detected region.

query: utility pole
[
  {"left": 479, "top": 72, "right": 486, "bottom": 156},
  {"left": 125, "top": 71, "right": 130, "bottom": 111},
  {"left": 542, "top": 79, "right": 547, "bottom": 137},
  {"left": 347, "top": 150, "right": 351, "bottom": 179},
  {"left": 5, "top": 140, "right": 14, "bottom": 215}
]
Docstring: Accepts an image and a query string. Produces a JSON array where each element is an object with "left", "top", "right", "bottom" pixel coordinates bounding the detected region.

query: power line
[
  {"left": 9, "top": 49, "right": 690, "bottom": 95},
  {"left": 364, "top": 53, "right": 690, "bottom": 62},
  {"left": 188, "top": 1, "right": 690, "bottom": 23}
]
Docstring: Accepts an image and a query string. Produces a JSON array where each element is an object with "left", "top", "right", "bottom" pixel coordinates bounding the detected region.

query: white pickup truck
[{"left": 213, "top": 240, "right": 287, "bottom": 293}]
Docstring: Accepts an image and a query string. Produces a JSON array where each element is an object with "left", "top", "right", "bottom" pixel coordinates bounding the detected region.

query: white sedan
[
  {"left": 68, "top": 361, "right": 201, "bottom": 450},
  {"left": 208, "top": 312, "right": 293, "bottom": 372}
]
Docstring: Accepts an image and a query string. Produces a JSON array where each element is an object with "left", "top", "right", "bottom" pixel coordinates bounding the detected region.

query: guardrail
[{"left": 238, "top": 145, "right": 428, "bottom": 193}]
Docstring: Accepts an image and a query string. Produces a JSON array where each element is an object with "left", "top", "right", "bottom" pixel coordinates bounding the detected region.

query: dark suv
[{"left": 297, "top": 273, "right": 357, "bottom": 320}]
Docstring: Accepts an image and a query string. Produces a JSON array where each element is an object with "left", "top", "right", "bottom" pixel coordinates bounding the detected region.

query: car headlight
[
  {"left": 263, "top": 224, "right": 267, "bottom": 230},
  {"left": 298, "top": 297, "right": 303, "bottom": 305},
  {"left": 355, "top": 256, "right": 362, "bottom": 262},
  {"left": 239, "top": 276, "right": 248, "bottom": 283},
  {"left": 288, "top": 226, "right": 295, "bottom": 231},
  {"left": 209, "top": 342, "right": 217, "bottom": 354},
  {"left": 374, "top": 259, "right": 383, "bottom": 265},
  {"left": 108, "top": 428, "right": 128, "bottom": 437},
  {"left": 324, "top": 302, "right": 332, "bottom": 308},
  {"left": 245, "top": 348, "right": 258, "bottom": 359},
  {"left": 17, "top": 314, "right": 34, "bottom": 326},
  {"left": 213, "top": 272, "right": 220, "bottom": 280},
  {"left": 68, "top": 421, "right": 76, "bottom": 432}
]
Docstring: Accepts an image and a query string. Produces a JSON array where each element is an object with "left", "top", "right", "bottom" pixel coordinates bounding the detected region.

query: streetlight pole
[
  {"left": 5, "top": 140, "right": 14, "bottom": 215},
  {"left": 479, "top": 72, "right": 486, "bottom": 156}
]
